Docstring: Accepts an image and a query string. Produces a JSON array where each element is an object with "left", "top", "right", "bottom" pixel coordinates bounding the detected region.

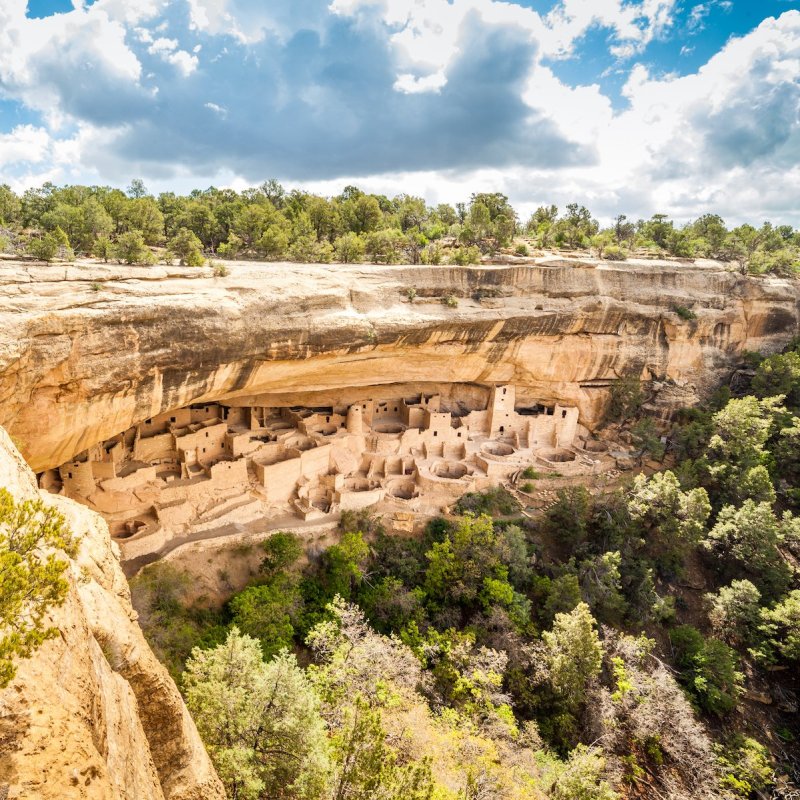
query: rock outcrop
[
  {"left": 0, "top": 427, "right": 225, "bottom": 800},
  {"left": 1, "top": 258, "right": 798, "bottom": 472}
]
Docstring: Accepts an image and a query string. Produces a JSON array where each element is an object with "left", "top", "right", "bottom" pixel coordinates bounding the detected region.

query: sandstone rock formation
[
  {"left": 1, "top": 257, "right": 798, "bottom": 473},
  {"left": 0, "top": 426, "right": 225, "bottom": 800}
]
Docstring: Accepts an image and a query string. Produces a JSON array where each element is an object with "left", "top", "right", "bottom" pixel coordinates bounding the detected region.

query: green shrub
[
  {"left": 442, "top": 294, "right": 458, "bottom": 308},
  {"left": 228, "top": 576, "right": 301, "bottom": 658},
  {"left": 756, "top": 589, "right": 800, "bottom": 664},
  {"left": 92, "top": 236, "right": 115, "bottom": 262},
  {"left": 0, "top": 489, "right": 77, "bottom": 687},
  {"left": 630, "top": 417, "right": 666, "bottom": 460},
  {"left": 542, "top": 486, "right": 592, "bottom": 554},
  {"left": 606, "top": 375, "right": 643, "bottom": 422},
  {"left": 752, "top": 350, "right": 800, "bottom": 409},
  {"left": 669, "top": 625, "right": 742, "bottom": 715},
  {"left": 115, "top": 230, "right": 156, "bottom": 265},
  {"left": 129, "top": 562, "right": 228, "bottom": 679},
  {"left": 450, "top": 245, "right": 481, "bottom": 265},
  {"left": 168, "top": 227, "right": 204, "bottom": 266},
  {"left": 26, "top": 233, "right": 59, "bottom": 262},
  {"left": 546, "top": 745, "right": 617, "bottom": 800},
  {"left": 333, "top": 231, "right": 365, "bottom": 263},
  {"left": 260, "top": 531, "right": 303, "bottom": 577},
  {"left": 217, "top": 232, "right": 242, "bottom": 258},
  {"left": 339, "top": 508, "right": 383, "bottom": 536},
  {"left": 455, "top": 487, "right": 520, "bottom": 516},
  {"left": 717, "top": 736, "right": 774, "bottom": 797},
  {"left": 673, "top": 305, "right": 697, "bottom": 321},
  {"left": 602, "top": 244, "right": 627, "bottom": 260},
  {"left": 514, "top": 243, "right": 529, "bottom": 256},
  {"left": 421, "top": 243, "right": 443, "bottom": 264}
]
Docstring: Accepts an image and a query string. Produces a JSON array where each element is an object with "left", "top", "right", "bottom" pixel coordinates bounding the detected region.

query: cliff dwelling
[{"left": 38, "top": 383, "right": 616, "bottom": 562}]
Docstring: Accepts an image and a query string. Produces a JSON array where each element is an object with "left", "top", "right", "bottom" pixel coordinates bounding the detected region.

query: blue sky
[{"left": 1, "top": 0, "right": 799, "bottom": 224}]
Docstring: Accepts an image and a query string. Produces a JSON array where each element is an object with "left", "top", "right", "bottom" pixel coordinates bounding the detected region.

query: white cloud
[
  {"left": 148, "top": 37, "right": 180, "bottom": 54},
  {"left": 187, "top": 0, "right": 330, "bottom": 43},
  {"left": 0, "top": 1, "right": 797, "bottom": 226},
  {"left": 0, "top": 125, "right": 52, "bottom": 167},
  {"left": 328, "top": 0, "right": 679, "bottom": 102},
  {"left": 687, "top": 0, "right": 733, "bottom": 34},
  {"left": 0, "top": 0, "right": 144, "bottom": 124},
  {"left": 165, "top": 50, "right": 199, "bottom": 76},
  {"left": 204, "top": 101, "right": 228, "bottom": 118},
  {"left": 688, "top": 3, "right": 710, "bottom": 31},
  {"left": 543, "top": 0, "right": 678, "bottom": 59},
  {"left": 148, "top": 37, "right": 199, "bottom": 75},
  {"left": 393, "top": 72, "right": 448, "bottom": 94}
]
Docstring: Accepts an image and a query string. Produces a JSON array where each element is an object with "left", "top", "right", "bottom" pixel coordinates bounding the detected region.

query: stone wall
[{"left": 2, "top": 259, "right": 797, "bottom": 472}]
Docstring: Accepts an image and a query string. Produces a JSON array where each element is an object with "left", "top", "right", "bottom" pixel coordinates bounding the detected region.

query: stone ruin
[{"left": 39, "top": 384, "right": 614, "bottom": 560}]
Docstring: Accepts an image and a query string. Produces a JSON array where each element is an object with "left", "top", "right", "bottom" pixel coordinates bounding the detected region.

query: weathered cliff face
[
  {"left": 1, "top": 258, "right": 798, "bottom": 472},
  {"left": 0, "top": 427, "right": 225, "bottom": 800}
]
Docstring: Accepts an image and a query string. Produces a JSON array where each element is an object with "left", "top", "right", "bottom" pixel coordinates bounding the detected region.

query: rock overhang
[{"left": 1, "top": 257, "right": 797, "bottom": 472}]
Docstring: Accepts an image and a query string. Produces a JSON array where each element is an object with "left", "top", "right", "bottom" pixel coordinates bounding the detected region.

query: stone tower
[{"left": 346, "top": 404, "right": 363, "bottom": 436}]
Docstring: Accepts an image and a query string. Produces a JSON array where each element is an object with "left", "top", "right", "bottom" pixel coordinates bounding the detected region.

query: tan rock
[
  {"left": 0, "top": 259, "right": 797, "bottom": 472},
  {"left": 0, "top": 427, "right": 224, "bottom": 800}
]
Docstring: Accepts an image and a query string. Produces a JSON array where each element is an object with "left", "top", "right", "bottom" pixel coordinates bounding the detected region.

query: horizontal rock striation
[{"left": 1, "top": 258, "right": 798, "bottom": 472}]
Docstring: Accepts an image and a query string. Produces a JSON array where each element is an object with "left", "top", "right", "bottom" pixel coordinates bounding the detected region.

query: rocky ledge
[
  {"left": 1, "top": 257, "right": 798, "bottom": 472},
  {"left": 0, "top": 425, "right": 225, "bottom": 799}
]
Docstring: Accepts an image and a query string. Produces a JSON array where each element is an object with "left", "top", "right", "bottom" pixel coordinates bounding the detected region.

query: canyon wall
[
  {"left": 0, "top": 426, "right": 225, "bottom": 800},
  {"left": 1, "top": 258, "right": 798, "bottom": 472}
]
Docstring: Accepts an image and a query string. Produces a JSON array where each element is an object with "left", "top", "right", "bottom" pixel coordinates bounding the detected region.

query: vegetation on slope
[
  {"left": 0, "top": 488, "right": 76, "bottom": 687},
  {"left": 1, "top": 179, "right": 799, "bottom": 273},
  {"left": 129, "top": 338, "right": 800, "bottom": 799}
]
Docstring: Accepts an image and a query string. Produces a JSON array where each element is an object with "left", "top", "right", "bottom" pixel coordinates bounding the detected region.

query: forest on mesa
[
  {"left": 1, "top": 179, "right": 799, "bottom": 274},
  {"left": 127, "top": 342, "right": 800, "bottom": 800}
]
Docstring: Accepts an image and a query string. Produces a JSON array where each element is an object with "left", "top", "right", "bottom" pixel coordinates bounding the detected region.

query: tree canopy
[{"left": 1, "top": 180, "right": 797, "bottom": 273}]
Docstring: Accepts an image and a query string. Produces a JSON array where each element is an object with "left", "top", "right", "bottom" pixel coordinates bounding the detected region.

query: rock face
[
  {"left": 0, "top": 426, "right": 225, "bottom": 800},
  {"left": 1, "top": 258, "right": 798, "bottom": 472}
]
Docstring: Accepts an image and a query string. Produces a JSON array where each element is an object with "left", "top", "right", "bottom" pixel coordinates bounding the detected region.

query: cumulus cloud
[
  {"left": 0, "top": 0, "right": 145, "bottom": 124},
  {"left": 547, "top": 0, "right": 678, "bottom": 58},
  {"left": 148, "top": 37, "right": 199, "bottom": 76},
  {"left": 0, "top": 0, "right": 797, "bottom": 225}
]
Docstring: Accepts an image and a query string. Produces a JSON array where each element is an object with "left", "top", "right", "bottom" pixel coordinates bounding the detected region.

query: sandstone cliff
[
  {"left": 1, "top": 258, "right": 798, "bottom": 472},
  {"left": 0, "top": 426, "right": 225, "bottom": 800}
]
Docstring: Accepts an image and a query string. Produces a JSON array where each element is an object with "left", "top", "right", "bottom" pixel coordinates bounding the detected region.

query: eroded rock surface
[
  {"left": 1, "top": 258, "right": 798, "bottom": 472},
  {"left": 0, "top": 427, "right": 225, "bottom": 800}
]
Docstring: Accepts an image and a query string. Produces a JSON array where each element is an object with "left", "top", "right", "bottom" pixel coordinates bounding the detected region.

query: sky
[{"left": 0, "top": 0, "right": 799, "bottom": 225}]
